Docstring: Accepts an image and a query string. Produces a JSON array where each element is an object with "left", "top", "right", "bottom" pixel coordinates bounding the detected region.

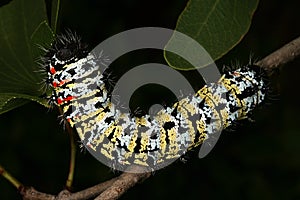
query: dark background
[{"left": 0, "top": 0, "right": 300, "bottom": 199}]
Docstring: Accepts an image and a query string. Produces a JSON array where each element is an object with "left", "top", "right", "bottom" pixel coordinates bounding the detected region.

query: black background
[{"left": 0, "top": 0, "right": 300, "bottom": 199}]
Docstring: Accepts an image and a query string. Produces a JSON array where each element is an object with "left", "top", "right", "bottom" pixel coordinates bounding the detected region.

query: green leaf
[
  {"left": 0, "top": 0, "right": 54, "bottom": 114},
  {"left": 164, "top": 0, "right": 259, "bottom": 70},
  {"left": 0, "top": 93, "right": 48, "bottom": 115}
]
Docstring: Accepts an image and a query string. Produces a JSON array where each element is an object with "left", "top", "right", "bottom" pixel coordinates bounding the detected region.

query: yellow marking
[
  {"left": 196, "top": 86, "right": 209, "bottom": 98},
  {"left": 135, "top": 117, "right": 148, "bottom": 126},
  {"left": 87, "top": 125, "right": 114, "bottom": 153},
  {"left": 222, "top": 77, "right": 233, "bottom": 91},
  {"left": 242, "top": 73, "right": 256, "bottom": 84},
  {"left": 212, "top": 108, "right": 222, "bottom": 130},
  {"left": 127, "top": 131, "right": 138, "bottom": 152},
  {"left": 123, "top": 151, "right": 131, "bottom": 159},
  {"left": 168, "top": 128, "right": 177, "bottom": 144},
  {"left": 94, "top": 104, "right": 112, "bottom": 122},
  {"left": 196, "top": 120, "right": 206, "bottom": 136},
  {"left": 62, "top": 63, "right": 74, "bottom": 69},
  {"left": 156, "top": 111, "right": 171, "bottom": 123},
  {"left": 177, "top": 104, "right": 189, "bottom": 119},
  {"left": 159, "top": 129, "right": 167, "bottom": 153},
  {"left": 102, "top": 142, "right": 114, "bottom": 153},
  {"left": 221, "top": 78, "right": 246, "bottom": 118},
  {"left": 220, "top": 108, "right": 230, "bottom": 128},
  {"left": 134, "top": 158, "right": 148, "bottom": 166},
  {"left": 140, "top": 132, "right": 149, "bottom": 152},
  {"left": 90, "top": 135, "right": 104, "bottom": 148},
  {"left": 68, "top": 118, "right": 75, "bottom": 127},
  {"left": 204, "top": 96, "right": 215, "bottom": 109},
  {"left": 135, "top": 152, "right": 147, "bottom": 160},
  {"left": 187, "top": 120, "right": 195, "bottom": 143},
  {"left": 167, "top": 128, "right": 179, "bottom": 155},
  {"left": 103, "top": 123, "right": 122, "bottom": 139},
  {"left": 100, "top": 148, "right": 114, "bottom": 160},
  {"left": 217, "top": 74, "right": 226, "bottom": 83},
  {"left": 62, "top": 104, "right": 70, "bottom": 113},
  {"left": 76, "top": 127, "right": 85, "bottom": 140},
  {"left": 80, "top": 109, "right": 102, "bottom": 122},
  {"left": 166, "top": 154, "right": 180, "bottom": 160},
  {"left": 179, "top": 98, "right": 197, "bottom": 116}
]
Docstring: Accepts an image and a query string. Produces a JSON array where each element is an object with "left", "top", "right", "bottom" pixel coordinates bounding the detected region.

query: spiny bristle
[
  {"left": 42, "top": 30, "right": 89, "bottom": 66},
  {"left": 53, "top": 31, "right": 81, "bottom": 50}
]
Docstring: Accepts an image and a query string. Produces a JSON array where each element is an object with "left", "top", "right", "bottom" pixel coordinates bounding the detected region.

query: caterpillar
[{"left": 44, "top": 32, "right": 267, "bottom": 172}]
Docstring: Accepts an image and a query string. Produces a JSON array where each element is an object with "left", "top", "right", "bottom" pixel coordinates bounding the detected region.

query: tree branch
[
  {"left": 94, "top": 166, "right": 151, "bottom": 200},
  {"left": 256, "top": 36, "right": 300, "bottom": 71},
  {"left": 20, "top": 177, "right": 118, "bottom": 200},
  {"left": 62, "top": 176, "right": 118, "bottom": 200}
]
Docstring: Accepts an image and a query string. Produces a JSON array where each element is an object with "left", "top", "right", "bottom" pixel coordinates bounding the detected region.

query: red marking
[
  {"left": 59, "top": 80, "right": 66, "bottom": 86},
  {"left": 57, "top": 98, "right": 63, "bottom": 104},
  {"left": 65, "top": 96, "right": 74, "bottom": 101},
  {"left": 56, "top": 96, "right": 75, "bottom": 105},
  {"left": 50, "top": 66, "right": 56, "bottom": 74},
  {"left": 52, "top": 82, "right": 58, "bottom": 88},
  {"left": 52, "top": 79, "right": 70, "bottom": 88}
]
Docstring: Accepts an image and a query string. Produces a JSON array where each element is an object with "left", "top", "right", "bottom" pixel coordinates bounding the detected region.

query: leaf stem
[
  {"left": 0, "top": 164, "right": 23, "bottom": 190},
  {"left": 57, "top": 107, "right": 76, "bottom": 190},
  {"left": 65, "top": 122, "right": 76, "bottom": 190}
]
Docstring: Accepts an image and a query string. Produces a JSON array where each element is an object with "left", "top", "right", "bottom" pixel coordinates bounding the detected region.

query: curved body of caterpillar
[{"left": 44, "top": 33, "right": 267, "bottom": 171}]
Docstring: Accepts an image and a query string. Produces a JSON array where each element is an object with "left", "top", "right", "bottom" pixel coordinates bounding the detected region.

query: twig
[
  {"left": 65, "top": 118, "right": 77, "bottom": 190},
  {"left": 57, "top": 107, "right": 77, "bottom": 190},
  {"left": 94, "top": 166, "right": 151, "bottom": 200},
  {"left": 256, "top": 36, "right": 300, "bottom": 71},
  {"left": 0, "top": 164, "right": 23, "bottom": 190},
  {"left": 62, "top": 176, "right": 118, "bottom": 200},
  {"left": 20, "top": 177, "right": 118, "bottom": 200},
  {"left": 20, "top": 187, "right": 55, "bottom": 200}
]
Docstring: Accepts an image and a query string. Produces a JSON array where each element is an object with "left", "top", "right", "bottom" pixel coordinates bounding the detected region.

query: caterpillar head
[
  {"left": 43, "top": 31, "right": 89, "bottom": 85},
  {"left": 51, "top": 32, "right": 88, "bottom": 63}
]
